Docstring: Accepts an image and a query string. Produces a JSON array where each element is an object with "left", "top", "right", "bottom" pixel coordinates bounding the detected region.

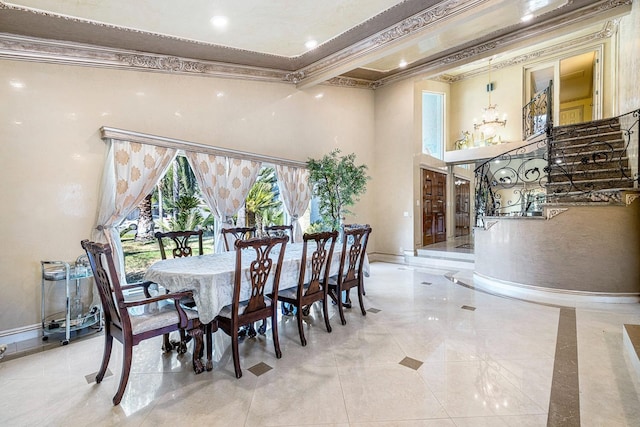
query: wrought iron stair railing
[
  {"left": 522, "top": 81, "right": 553, "bottom": 140},
  {"left": 474, "top": 109, "right": 639, "bottom": 227}
]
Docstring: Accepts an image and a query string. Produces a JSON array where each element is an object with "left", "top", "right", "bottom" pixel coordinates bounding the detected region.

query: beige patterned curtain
[
  {"left": 276, "top": 165, "right": 311, "bottom": 243},
  {"left": 92, "top": 140, "right": 177, "bottom": 281},
  {"left": 186, "top": 152, "right": 261, "bottom": 252}
]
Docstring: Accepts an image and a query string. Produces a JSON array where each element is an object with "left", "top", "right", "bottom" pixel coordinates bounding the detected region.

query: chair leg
[
  {"left": 322, "top": 297, "right": 332, "bottom": 333},
  {"left": 344, "top": 289, "right": 352, "bottom": 308},
  {"left": 337, "top": 289, "right": 346, "bottom": 325},
  {"left": 162, "top": 333, "right": 173, "bottom": 352},
  {"left": 113, "top": 340, "right": 133, "bottom": 406},
  {"left": 96, "top": 331, "right": 113, "bottom": 383},
  {"left": 231, "top": 326, "right": 242, "bottom": 378},
  {"left": 205, "top": 322, "right": 214, "bottom": 371},
  {"left": 272, "top": 312, "right": 282, "bottom": 358},
  {"left": 189, "top": 326, "right": 205, "bottom": 374},
  {"left": 296, "top": 305, "right": 306, "bottom": 346},
  {"left": 357, "top": 285, "right": 367, "bottom": 316}
]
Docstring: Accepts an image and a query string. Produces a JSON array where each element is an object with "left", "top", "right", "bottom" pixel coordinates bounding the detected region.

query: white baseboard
[
  {"left": 368, "top": 252, "right": 405, "bottom": 264},
  {"left": 0, "top": 324, "right": 41, "bottom": 345},
  {"left": 473, "top": 272, "right": 640, "bottom": 306}
]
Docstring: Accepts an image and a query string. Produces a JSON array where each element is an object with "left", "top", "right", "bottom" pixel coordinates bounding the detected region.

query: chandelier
[{"left": 473, "top": 58, "right": 507, "bottom": 139}]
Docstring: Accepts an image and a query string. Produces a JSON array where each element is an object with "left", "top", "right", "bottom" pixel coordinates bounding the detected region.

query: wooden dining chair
[
  {"left": 221, "top": 226, "right": 256, "bottom": 251},
  {"left": 273, "top": 231, "right": 337, "bottom": 346},
  {"left": 154, "top": 229, "right": 203, "bottom": 352},
  {"left": 264, "top": 224, "right": 294, "bottom": 242},
  {"left": 327, "top": 225, "right": 372, "bottom": 325},
  {"left": 208, "top": 235, "right": 288, "bottom": 378},
  {"left": 81, "top": 240, "right": 204, "bottom": 406},
  {"left": 155, "top": 229, "right": 203, "bottom": 259},
  {"left": 341, "top": 223, "right": 370, "bottom": 295}
]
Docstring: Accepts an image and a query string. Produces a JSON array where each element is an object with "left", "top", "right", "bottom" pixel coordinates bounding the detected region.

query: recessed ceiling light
[
  {"left": 210, "top": 15, "right": 228, "bottom": 29},
  {"left": 9, "top": 79, "right": 24, "bottom": 89},
  {"left": 521, "top": 14, "right": 533, "bottom": 22},
  {"left": 305, "top": 40, "right": 318, "bottom": 50},
  {"left": 399, "top": 60, "right": 408, "bottom": 68},
  {"left": 315, "top": 93, "right": 324, "bottom": 99}
]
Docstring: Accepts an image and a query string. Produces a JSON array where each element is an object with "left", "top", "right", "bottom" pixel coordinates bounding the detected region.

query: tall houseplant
[{"left": 307, "top": 149, "right": 370, "bottom": 231}]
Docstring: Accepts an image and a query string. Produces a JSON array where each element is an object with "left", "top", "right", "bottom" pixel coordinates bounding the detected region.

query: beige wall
[
  {"left": 450, "top": 64, "right": 523, "bottom": 147},
  {"left": 371, "top": 78, "right": 415, "bottom": 257},
  {"left": 0, "top": 60, "right": 375, "bottom": 333}
]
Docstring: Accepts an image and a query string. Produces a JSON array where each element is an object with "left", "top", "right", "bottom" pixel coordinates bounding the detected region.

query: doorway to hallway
[{"left": 421, "top": 169, "right": 446, "bottom": 246}]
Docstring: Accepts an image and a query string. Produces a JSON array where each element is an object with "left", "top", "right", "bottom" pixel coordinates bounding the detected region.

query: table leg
[{"left": 189, "top": 326, "right": 205, "bottom": 374}]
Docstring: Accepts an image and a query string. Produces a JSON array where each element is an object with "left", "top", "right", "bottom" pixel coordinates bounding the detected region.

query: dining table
[{"left": 143, "top": 241, "right": 369, "bottom": 363}]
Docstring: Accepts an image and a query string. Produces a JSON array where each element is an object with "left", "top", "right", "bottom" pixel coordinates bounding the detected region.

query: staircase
[{"left": 546, "top": 116, "right": 635, "bottom": 202}]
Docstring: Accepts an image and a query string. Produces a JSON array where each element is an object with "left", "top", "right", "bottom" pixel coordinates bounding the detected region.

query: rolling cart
[{"left": 41, "top": 255, "right": 102, "bottom": 345}]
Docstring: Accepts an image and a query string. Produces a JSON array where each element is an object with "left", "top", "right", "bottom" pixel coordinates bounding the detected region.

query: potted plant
[{"left": 307, "top": 149, "right": 370, "bottom": 231}]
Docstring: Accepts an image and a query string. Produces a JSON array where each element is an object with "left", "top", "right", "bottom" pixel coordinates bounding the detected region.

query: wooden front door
[
  {"left": 455, "top": 178, "right": 471, "bottom": 237},
  {"left": 422, "top": 169, "right": 446, "bottom": 246}
]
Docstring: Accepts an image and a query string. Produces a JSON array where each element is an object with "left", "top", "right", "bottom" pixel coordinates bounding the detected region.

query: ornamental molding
[
  {"left": 117, "top": 53, "right": 286, "bottom": 81},
  {"left": 625, "top": 193, "right": 640, "bottom": 206},
  {"left": 298, "top": 0, "right": 488, "bottom": 82},
  {"left": 483, "top": 220, "right": 499, "bottom": 231},
  {"left": 377, "top": 5, "right": 625, "bottom": 88},
  {"left": 370, "top": 0, "right": 481, "bottom": 46},
  {"left": 324, "top": 76, "right": 380, "bottom": 90},
  {"left": 422, "top": 19, "right": 618, "bottom": 84},
  {"left": 546, "top": 208, "right": 568, "bottom": 220},
  {"left": 0, "top": 34, "right": 288, "bottom": 82},
  {"left": 283, "top": 71, "right": 306, "bottom": 84}
]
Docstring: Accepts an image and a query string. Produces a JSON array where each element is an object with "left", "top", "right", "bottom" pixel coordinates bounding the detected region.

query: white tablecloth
[{"left": 143, "top": 242, "right": 367, "bottom": 325}]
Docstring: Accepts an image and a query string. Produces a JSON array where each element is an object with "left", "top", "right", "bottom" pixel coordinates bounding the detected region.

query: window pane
[{"left": 422, "top": 92, "right": 444, "bottom": 159}]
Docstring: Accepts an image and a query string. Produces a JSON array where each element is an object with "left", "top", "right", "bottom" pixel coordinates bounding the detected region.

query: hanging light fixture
[{"left": 473, "top": 58, "right": 507, "bottom": 140}]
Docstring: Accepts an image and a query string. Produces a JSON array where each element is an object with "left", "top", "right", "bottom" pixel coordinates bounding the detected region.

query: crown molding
[
  {"left": 431, "top": 20, "right": 618, "bottom": 84},
  {"left": 296, "top": 0, "right": 489, "bottom": 87},
  {"left": 376, "top": 0, "right": 630, "bottom": 87},
  {"left": 0, "top": 33, "right": 290, "bottom": 82}
]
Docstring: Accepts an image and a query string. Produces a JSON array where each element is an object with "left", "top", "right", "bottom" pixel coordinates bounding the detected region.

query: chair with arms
[
  {"left": 273, "top": 231, "right": 337, "bottom": 346},
  {"left": 208, "top": 235, "right": 288, "bottom": 378},
  {"left": 327, "top": 225, "right": 372, "bottom": 325},
  {"left": 221, "top": 226, "right": 256, "bottom": 251},
  {"left": 80, "top": 240, "right": 204, "bottom": 406},
  {"left": 264, "top": 224, "right": 294, "bottom": 243},
  {"left": 154, "top": 229, "right": 204, "bottom": 352}
]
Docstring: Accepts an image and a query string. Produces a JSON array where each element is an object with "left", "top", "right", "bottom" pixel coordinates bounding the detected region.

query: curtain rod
[{"left": 100, "top": 126, "right": 307, "bottom": 168}]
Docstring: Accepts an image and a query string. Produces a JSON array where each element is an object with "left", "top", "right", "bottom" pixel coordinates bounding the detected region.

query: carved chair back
[
  {"left": 155, "top": 230, "right": 204, "bottom": 259},
  {"left": 264, "top": 224, "right": 294, "bottom": 242},
  {"left": 221, "top": 226, "right": 256, "bottom": 251}
]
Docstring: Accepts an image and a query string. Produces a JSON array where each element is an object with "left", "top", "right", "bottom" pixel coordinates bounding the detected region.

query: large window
[
  {"left": 422, "top": 91, "right": 445, "bottom": 159},
  {"left": 119, "top": 157, "right": 291, "bottom": 282}
]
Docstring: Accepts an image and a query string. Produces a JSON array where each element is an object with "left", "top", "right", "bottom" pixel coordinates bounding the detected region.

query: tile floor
[{"left": 1, "top": 262, "right": 640, "bottom": 426}]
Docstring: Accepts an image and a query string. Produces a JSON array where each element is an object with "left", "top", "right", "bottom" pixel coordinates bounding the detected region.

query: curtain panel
[
  {"left": 276, "top": 165, "right": 311, "bottom": 243},
  {"left": 91, "top": 140, "right": 177, "bottom": 281},
  {"left": 186, "top": 152, "right": 261, "bottom": 252}
]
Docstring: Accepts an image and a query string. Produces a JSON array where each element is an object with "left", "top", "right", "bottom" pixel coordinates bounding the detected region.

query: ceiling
[{"left": 0, "top": 0, "right": 632, "bottom": 89}]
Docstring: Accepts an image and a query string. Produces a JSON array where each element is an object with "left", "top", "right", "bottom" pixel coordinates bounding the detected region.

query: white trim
[
  {"left": 473, "top": 272, "right": 640, "bottom": 306},
  {"left": 0, "top": 323, "right": 41, "bottom": 345},
  {"left": 368, "top": 253, "right": 404, "bottom": 264}
]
